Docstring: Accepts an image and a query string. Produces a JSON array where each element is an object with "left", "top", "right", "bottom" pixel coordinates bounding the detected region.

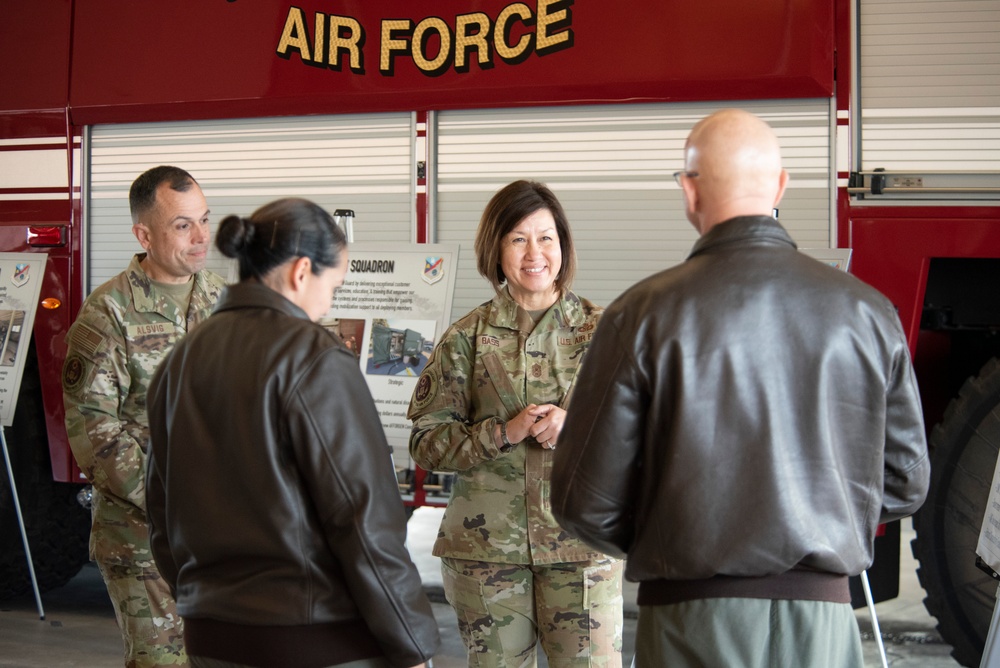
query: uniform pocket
[
  {"left": 441, "top": 558, "right": 489, "bottom": 613},
  {"left": 582, "top": 559, "right": 625, "bottom": 611},
  {"left": 581, "top": 559, "right": 626, "bottom": 660}
]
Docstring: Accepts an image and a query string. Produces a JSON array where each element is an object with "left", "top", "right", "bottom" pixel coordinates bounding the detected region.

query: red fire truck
[{"left": 1, "top": 1, "right": 998, "bottom": 664}]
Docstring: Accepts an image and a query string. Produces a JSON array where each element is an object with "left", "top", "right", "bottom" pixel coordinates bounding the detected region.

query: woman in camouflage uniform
[{"left": 408, "top": 180, "right": 624, "bottom": 667}]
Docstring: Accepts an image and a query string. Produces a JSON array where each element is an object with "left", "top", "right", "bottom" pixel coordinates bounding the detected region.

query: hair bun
[
  {"left": 216, "top": 214, "right": 254, "bottom": 258},
  {"left": 239, "top": 217, "right": 256, "bottom": 246}
]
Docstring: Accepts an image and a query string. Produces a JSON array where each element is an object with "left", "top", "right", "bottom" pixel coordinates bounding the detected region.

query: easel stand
[
  {"left": 861, "top": 570, "right": 888, "bottom": 668},
  {"left": 981, "top": 582, "right": 1000, "bottom": 667},
  {"left": 1, "top": 426, "right": 45, "bottom": 619}
]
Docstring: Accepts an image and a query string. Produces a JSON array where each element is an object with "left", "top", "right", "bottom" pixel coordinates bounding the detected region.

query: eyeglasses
[{"left": 673, "top": 171, "right": 699, "bottom": 186}]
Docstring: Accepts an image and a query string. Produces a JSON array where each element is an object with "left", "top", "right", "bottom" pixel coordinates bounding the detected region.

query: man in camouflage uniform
[{"left": 63, "top": 166, "right": 225, "bottom": 668}]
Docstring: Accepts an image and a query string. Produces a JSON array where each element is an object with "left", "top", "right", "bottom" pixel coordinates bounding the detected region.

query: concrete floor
[{"left": 0, "top": 511, "right": 963, "bottom": 667}]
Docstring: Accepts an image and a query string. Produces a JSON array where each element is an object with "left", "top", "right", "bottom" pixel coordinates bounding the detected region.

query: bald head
[{"left": 679, "top": 109, "right": 788, "bottom": 234}]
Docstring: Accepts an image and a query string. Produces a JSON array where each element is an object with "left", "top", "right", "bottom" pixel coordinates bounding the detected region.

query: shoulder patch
[
  {"left": 412, "top": 372, "right": 437, "bottom": 411},
  {"left": 62, "top": 353, "right": 89, "bottom": 394},
  {"left": 68, "top": 321, "right": 107, "bottom": 358}
]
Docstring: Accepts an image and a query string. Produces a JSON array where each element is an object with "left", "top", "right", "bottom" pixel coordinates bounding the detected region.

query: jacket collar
[
  {"left": 488, "top": 285, "right": 587, "bottom": 332},
  {"left": 214, "top": 280, "right": 310, "bottom": 321},
  {"left": 688, "top": 216, "right": 797, "bottom": 260}
]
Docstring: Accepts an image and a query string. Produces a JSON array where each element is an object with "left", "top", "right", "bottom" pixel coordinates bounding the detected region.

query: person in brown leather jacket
[
  {"left": 551, "top": 109, "right": 930, "bottom": 667},
  {"left": 145, "top": 198, "right": 440, "bottom": 668}
]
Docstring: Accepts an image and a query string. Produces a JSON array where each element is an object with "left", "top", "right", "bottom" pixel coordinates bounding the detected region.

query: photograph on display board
[
  {"left": 0, "top": 310, "right": 25, "bottom": 367},
  {"left": 320, "top": 317, "right": 366, "bottom": 361},
  {"left": 365, "top": 318, "right": 436, "bottom": 377}
]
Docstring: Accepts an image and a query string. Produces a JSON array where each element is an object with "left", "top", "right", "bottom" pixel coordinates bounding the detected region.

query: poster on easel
[
  {"left": 800, "top": 247, "right": 853, "bottom": 271},
  {"left": 320, "top": 243, "right": 460, "bottom": 461},
  {"left": 979, "top": 460, "right": 1000, "bottom": 575},
  {"left": 0, "top": 253, "right": 47, "bottom": 427},
  {"left": 0, "top": 253, "right": 48, "bottom": 618},
  {"left": 977, "top": 454, "right": 1000, "bottom": 668}
]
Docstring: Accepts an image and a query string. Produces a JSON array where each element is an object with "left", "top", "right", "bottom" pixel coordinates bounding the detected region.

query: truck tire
[
  {"left": 911, "top": 357, "right": 1000, "bottom": 667},
  {"left": 0, "top": 343, "right": 90, "bottom": 599}
]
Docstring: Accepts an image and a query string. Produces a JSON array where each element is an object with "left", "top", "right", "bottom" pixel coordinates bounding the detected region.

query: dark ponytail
[{"left": 216, "top": 198, "right": 347, "bottom": 281}]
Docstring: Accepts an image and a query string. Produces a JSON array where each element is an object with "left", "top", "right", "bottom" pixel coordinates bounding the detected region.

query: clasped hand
[{"left": 507, "top": 403, "right": 564, "bottom": 449}]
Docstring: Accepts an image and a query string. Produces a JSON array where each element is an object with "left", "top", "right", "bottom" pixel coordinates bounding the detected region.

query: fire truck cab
[{"left": 1, "top": 1, "right": 998, "bottom": 665}]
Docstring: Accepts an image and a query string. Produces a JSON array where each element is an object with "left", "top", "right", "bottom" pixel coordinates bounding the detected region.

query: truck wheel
[
  {"left": 0, "top": 344, "right": 90, "bottom": 600},
  {"left": 912, "top": 357, "right": 1000, "bottom": 667}
]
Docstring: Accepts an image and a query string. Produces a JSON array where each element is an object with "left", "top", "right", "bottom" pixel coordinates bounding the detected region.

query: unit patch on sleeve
[
  {"left": 412, "top": 372, "right": 437, "bottom": 410},
  {"left": 62, "top": 353, "right": 89, "bottom": 395}
]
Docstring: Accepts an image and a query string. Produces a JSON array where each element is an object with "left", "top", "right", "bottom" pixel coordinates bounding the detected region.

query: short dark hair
[
  {"left": 216, "top": 198, "right": 347, "bottom": 282},
  {"left": 474, "top": 180, "right": 576, "bottom": 294},
  {"left": 129, "top": 166, "right": 198, "bottom": 225}
]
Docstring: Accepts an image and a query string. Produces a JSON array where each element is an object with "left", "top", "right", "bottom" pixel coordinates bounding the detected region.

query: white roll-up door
[
  {"left": 860, "top": 0, "right": 1000, "bottom": 171},
  {"left": 87, "top": 113, "right": 414, "bottom": 291},
  {"left": 436, "top": 100, "right": 833, "bottom": 320}
]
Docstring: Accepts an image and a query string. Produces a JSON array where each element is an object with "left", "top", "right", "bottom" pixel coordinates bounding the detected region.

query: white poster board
[
  {"left": 979, "top": 451, "right": 1000, "bottom": 667},
  {"left": 0, "top": 253, "right": 47, "bottom": 427},
  {"left": 321, "top": 243, "right": 459, "bottom": 467},
  {"left": 979, "top": 467, "right": 1000, "bottom": 573},
  {"left": 800, "top": 247, "right": 853, "bottom": 271}
]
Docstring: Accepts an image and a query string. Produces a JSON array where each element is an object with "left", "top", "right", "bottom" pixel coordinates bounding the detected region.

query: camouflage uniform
[
  {"left": 63, "top": 254, "right": 225, "bottom": 668},
  {"left": 408, "top": 287, "right": 624, "bottom": 667}
]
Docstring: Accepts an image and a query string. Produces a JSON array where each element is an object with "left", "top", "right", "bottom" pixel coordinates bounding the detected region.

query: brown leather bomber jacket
[
  {"left": 147, "top": 282, "right": 439, "bottom": 668},
  {"left": 552, "top": 216, "right": 931, "bottom": 595}
]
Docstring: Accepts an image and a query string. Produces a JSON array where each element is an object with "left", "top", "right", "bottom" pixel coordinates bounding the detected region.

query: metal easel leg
[
  {"left": 0, "top": 426, "right": 45, "bottom": 619},
  {"left": 861, "top": 570, "right": 887, "bottom": 668},
  {"left": 981, "top": 583, "right": 1000, "bottom": 668}
]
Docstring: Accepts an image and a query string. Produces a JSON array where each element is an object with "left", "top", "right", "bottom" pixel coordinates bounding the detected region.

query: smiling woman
[
  {"left": 474, "top": 180, "right": 576, "bottom": 305},
  {"left": 407, "top": 179, "right": 624, "bottom": 667},
  {"left": 499, "top": 208, "right": 563, "bottom": 311}
]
